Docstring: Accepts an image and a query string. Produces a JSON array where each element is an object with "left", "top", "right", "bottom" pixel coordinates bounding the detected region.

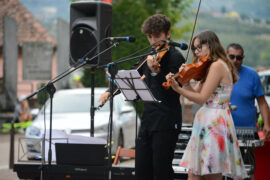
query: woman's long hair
[{"left": 191, "top": 30, "right": 238, "bottom": 83}]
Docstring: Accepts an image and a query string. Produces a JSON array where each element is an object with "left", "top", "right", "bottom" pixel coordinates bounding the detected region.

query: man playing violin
[{"left": 99, "top": 14, "right": 185, "bottom": 180}]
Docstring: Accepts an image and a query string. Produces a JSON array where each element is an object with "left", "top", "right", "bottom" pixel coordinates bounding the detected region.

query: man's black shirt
[{"left": 136, "top": 46, "right": 185, "bottom": 132}]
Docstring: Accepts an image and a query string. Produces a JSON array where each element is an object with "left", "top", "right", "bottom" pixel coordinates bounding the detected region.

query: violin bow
[{"left": 185, "top": 0, "right": 202, "bottom": 63}]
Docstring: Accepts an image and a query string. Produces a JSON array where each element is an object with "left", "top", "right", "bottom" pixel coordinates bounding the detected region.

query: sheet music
[{"left": 107, "top": 70, "right": 158, "bottom": 102}]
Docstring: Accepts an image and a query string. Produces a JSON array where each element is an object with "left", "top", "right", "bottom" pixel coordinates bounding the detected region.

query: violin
[
  {"left": 152, "top": 43, "right": 169, "bottom": 72},
  {"left": 98, "top": 41, "right": 169, "bottom": 109},
  {"left": 162, "top": 55, "right": 213, "bottom": 90},
  {"left": 161, "top": 0, "right": 205, "bottom": 90}
]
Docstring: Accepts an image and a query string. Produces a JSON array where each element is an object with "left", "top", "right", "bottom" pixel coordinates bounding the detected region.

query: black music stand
[{"left": 112, "top": 69, "right": 159, "bottom": 138}]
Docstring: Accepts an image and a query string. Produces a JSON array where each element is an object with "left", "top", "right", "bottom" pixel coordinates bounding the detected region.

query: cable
[{"left": 110, "top": 39, "right": 165, "bottom": 63}]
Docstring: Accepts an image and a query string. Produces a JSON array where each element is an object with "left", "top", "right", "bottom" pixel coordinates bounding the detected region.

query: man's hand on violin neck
[
  {"left": 146, "top": 55, "right": 160, "bottom": 73},
  {"left": 166, "top": 72, "right": 174, "bottom": 80}
]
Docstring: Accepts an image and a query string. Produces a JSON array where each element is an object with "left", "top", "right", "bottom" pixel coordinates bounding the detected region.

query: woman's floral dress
[{"left": 180, "top": 79, "right": 248, "bottom": 179}]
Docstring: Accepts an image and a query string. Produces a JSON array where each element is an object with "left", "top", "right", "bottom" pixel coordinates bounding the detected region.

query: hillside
[
  {"left": 19, "top": 0, "right": 270, "bottom": 68},
  {"left": 192, "top": 0, "right": 270, "bottom": 19},
  {"left": 179, "top": 12, "right": 270, "bottom": 68},
  {"left": 20, "top": 0, "right": 270, "bottom": 20}
]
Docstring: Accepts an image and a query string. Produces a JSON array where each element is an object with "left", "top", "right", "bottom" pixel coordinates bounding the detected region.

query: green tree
[
  {"left": 111, "top": 0, "right": 193, "bottom": 115},
  {"left": 221, "top": 6, "right": 226, "bottom": 14},
  {"left": 71, "top": 0, "right": 193, "bottom": 114},
  {"left": 83, "top": 0, "right": 193, "bottom": 88},
  {"left": 240, "top": 13, "right": 250, "bottom": 21},
  {"left": 266, "top": 19, "right": 270, "bottom": 25},
  {"left": 254, "top": 17, "right": 261, "bottom": 24}
]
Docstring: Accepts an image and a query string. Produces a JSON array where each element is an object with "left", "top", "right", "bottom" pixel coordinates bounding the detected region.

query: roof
[{"left": 0, "top": 0, "right": 56, "bottom": 47}]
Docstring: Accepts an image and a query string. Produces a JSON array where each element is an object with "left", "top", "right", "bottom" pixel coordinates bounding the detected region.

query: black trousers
[{"left": 135, "top": 128, "right": 179, "bottom": 180}]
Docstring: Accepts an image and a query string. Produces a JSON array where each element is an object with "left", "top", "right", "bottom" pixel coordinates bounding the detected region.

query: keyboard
[{"left": 235, "top": 127, "right": 264, "bottom": 147}]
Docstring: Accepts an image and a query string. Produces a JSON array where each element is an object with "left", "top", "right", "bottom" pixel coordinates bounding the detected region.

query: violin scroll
[
  {"left": 162, "top": 79, "right": 172, "bottom": 90},
  {"left": 151, "top": 44, "right": 169, "bottom": 72}
]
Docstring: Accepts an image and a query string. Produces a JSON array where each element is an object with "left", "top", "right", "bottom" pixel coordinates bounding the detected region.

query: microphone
[
  {"left": 108, "top": 36, "right": 136, "bottom": 42},
  {"left": 164, "top": 40, "right": 188, "bottom": 50}
]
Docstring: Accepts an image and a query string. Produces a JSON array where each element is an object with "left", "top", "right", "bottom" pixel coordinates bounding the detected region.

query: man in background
[{"left": 227, "top": 43, "right": 270, "bottom": 139}]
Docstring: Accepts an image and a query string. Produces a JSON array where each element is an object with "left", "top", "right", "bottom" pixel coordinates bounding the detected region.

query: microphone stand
[
  {"left": 90, "top": 68, "right": 95, "bottom": 137},
  {"left": 23, "top": 41, "right": 119, "bottom": 179},
  {"left": 97, "top": 47, "right": 164, "bottom": 180}
]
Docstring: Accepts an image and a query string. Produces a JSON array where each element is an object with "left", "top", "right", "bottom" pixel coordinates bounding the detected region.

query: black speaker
[{"left": 69, "top": 1, "right": 112, "bottom": 67}]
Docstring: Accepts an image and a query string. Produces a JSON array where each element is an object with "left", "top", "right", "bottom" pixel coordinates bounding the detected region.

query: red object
[
  {"left": 254, "top": 139, "right": 270, "bottom": 180},
  {"left": 102, "top": 0, "right": 112, "bottom": 4},
  {"left": 65, "top": 174, "right": 71, "bottom": 178},
  {"left": 258, "top": 131, "right": 264, "bottom": 139}
]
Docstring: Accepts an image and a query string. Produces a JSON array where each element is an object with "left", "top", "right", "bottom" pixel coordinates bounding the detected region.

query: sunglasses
[
  {"left": 191, "top": 44, "right": 202, "bottom": 52},
  {"left": 229, "top": 54, "right": 243, "bottom": 61}
]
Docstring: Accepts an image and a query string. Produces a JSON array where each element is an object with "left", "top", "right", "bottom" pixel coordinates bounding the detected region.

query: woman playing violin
[{"left": 166, "top": 30, "right": 247, "bottom": 180}]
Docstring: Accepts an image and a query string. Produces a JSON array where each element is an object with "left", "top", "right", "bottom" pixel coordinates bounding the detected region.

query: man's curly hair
[{"left": 141, "top": 14, "right": 171, "bottom": 35}]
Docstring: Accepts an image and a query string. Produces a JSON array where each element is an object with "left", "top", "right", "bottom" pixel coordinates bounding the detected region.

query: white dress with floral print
[{"left": 180, "top": 82, "right": 248, "bottom": 179}]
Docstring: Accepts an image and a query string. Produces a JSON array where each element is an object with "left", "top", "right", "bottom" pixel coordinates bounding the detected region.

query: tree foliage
[
  {"left": 77, "top": 0, "right": 193, "bottom": 116},
  {"left": 197, "top": 12, "right": 270, "bottom": 68},
  {"left": 83, "top": 0, "right": 193, "bottom": 88}
]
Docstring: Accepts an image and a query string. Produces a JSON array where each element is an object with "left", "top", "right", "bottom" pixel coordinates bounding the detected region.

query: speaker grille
[{"left": 70, "top": 26, "right": 98, "bottom": 65}]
